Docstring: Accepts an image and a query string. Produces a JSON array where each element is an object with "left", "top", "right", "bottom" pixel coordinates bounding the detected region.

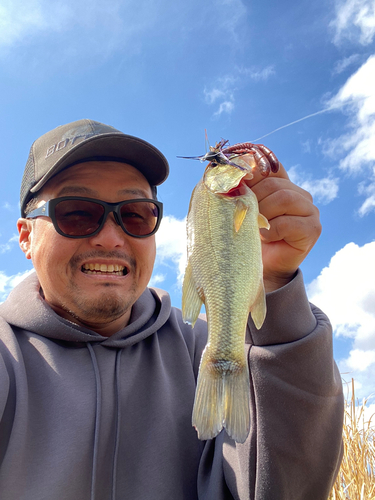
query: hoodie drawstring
[
  {"left": 87, "top": 344, "right": 123, "bottom": 500},
  {"left": 111, "top": 349, "right": 123, "bottom": 500},
  {"left": 87, "top": 343, "right": 102, "bottom": 500}
]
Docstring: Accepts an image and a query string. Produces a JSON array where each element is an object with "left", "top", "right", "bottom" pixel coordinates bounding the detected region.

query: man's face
[{"left": 18, "top": 161, "right": 157, "bottom": 336}]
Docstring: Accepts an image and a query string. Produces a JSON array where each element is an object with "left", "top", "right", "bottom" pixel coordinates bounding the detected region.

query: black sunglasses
[{"left": 26, "top": 196, "right": 163, "bottom": 239}]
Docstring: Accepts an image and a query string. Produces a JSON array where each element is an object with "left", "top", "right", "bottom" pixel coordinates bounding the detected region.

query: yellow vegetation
[{"left": 329, "top": 379, "right": 375, "bottom": 500}]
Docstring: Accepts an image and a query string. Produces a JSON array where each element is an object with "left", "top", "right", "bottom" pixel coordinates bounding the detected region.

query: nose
[{"left": 89, "top": 213, "right": 127, "bottom": 249}]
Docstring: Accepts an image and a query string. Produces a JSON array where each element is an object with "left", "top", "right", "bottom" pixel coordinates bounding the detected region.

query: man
[{"left": 0, "top": 119, "right": 343, "bottom": 500}]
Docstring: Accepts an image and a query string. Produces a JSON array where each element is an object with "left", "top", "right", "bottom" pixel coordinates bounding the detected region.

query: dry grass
[{"left": 329, "top": 379, "right": 375, "bottom": 500}]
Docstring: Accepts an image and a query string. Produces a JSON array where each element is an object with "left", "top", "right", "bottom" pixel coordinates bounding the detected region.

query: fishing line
[
  {"left": 251, "top": 93, "right": 370, "bottom": 143},
  {"left": 251, "top": 106, "right": 336, "bottom": 143}
]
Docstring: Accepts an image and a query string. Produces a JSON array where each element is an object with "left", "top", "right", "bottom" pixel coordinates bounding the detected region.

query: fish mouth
[
  {"left": 221, "top": 181, "right": 249, "bottom": 197},
  {"left": 81, "top": 263, "right": 129, "bottom": 276}
]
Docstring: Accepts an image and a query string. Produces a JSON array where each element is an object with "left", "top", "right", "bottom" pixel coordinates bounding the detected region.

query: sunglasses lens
[
  {"left": 55, "top": 199, "right": 104, "bottom": 236},
  {"left": 53, "top": 198, "right": 160, "bottom": 237},
  {"left": 120, "top": 201, "right": 160, "bottom": 236}
]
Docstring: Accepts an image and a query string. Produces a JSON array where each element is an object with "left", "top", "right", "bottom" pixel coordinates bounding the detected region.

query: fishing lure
[{"left": 178, "top": 138, "right": 280, "bottom": 176}]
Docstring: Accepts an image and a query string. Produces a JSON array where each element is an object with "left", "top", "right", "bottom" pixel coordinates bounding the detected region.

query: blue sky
[{"left": 0, "top": 0, "right": 374, "bottom": 403}]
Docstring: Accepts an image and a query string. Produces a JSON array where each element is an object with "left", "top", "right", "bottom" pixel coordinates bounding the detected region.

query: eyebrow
[
  {"left": 56, "top": 186, "right": 152, "bottom": 198},
  {"left": 56, "top": 186, "right": 96, "bottom": 197}
]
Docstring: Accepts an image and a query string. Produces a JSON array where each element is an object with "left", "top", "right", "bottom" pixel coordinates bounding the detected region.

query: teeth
[{"left": 82, "top": 263, "right": 126, "bottom": 274}]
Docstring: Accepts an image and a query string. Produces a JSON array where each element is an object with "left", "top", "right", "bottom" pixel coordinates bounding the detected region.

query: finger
[
  {"left": 244, "top": 162, "right": 289, "bottom": 188},
  {"left": 257, "top": 187, "right": 316, "bottom": 221},
  {"left": 260, "top": 213, "right": 322, "bottom": 250},
  {"left": 251, "top": 176, "right": 314, "bottom": 205}
]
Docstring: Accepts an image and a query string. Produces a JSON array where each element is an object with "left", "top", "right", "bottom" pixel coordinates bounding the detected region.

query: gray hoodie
[{"left": 0, "top": 270, "right": 343, "bottom": 500}]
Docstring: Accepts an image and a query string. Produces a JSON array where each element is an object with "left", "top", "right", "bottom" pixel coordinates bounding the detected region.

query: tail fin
[{"left": 192, "top": 349, "right": 250, "bottom": 443}]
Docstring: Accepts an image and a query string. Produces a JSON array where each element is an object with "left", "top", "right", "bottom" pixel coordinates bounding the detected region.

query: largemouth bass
[{"left": 182, "top": 160, "right": 269, "bottom": 443}]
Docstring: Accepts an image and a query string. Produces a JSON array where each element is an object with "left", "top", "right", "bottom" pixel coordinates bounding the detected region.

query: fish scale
[{"left": 182, "top": 166, "right": 269, "bottom": 443}]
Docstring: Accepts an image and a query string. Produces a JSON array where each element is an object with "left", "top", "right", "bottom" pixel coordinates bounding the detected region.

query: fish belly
[{"left": 183, "top": 180, "right": 265, "bottom": 442}]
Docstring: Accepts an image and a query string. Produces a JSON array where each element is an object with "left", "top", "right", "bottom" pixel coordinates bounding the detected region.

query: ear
[{"left": 17, "top": 218, "right": 34, "bottom": 260}]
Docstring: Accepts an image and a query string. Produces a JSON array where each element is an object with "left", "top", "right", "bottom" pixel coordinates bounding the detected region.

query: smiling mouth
[{"left": 81, "top": 263, "right": 128, "bottom": 276}]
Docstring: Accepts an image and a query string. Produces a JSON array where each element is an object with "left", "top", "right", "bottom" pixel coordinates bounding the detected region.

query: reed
[{"left": 329, "top": 379, "right": 375, "bottom": 500}]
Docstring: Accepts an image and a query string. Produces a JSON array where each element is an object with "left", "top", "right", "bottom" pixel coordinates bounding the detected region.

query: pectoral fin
[
  {"left": 258, "top": 213, "right": 270, "bottom": 230},
  {"left": 182, "top": 261, "right": 203, "bottom": 327},
  {"left": 234, "top": 201, "right": 249, "bottom": 233}
]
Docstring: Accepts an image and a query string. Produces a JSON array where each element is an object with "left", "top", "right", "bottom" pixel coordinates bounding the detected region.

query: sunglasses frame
[{"left": 25, "top": 196, "right": 164, "bottom": 239}]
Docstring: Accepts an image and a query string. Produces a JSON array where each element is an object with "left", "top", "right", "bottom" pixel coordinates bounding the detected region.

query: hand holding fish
[{"left": 246, "top": 163, "right": 322, "bottom": 292}]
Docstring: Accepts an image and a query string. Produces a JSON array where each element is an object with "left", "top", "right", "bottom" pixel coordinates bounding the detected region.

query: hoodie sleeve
[{"left": 198, "top": 270, "right": 344, "bottom": 500}]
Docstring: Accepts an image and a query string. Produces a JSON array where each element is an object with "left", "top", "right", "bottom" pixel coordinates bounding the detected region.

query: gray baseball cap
[{"left": 20, "top": 119, "right": 169, "bottom": 217}]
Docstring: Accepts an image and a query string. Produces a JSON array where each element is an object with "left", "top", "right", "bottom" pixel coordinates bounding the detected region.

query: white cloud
[
  {"left": 363, "top": 402, "right": 375, "bottom": 424},
  {"left": 0, "top": 234, "right": 19, "bottom": 254},
  {"left": 345, "top": 348, "right": 375, "bottom": 371},
  {"left": 2, "top": 202, "right": 14, "bottom": 212},
  {"left": 288, "top": 165, "right": 339, "bottom": 204},
  {"left": 204, "top": 65, "right": 275, "bottom": 118},
  {"left": 330, "top": 0, "right": 375, "bottom": 46},
  {"left": 204, "top": 88, "right": 226, "bottom": 105},
  {"left": 301, "top": 140, "right": 312, "bottom": 154},
  {"left": 0, "top": 0, "right": 249, "bottom": 66},
  {"left": 0, "top": 0, "right": 157, "bottom": 63},
  {"left": 324, "top": 55, "right": 375, "bottom": 213},
  {"left": 204, "top": 74, "right": 237, "bottom": 117},
  {"left": 214, "top": 100, "right": 235, "bottom": 117},
  {"left": 148, "top": 273, "right": 166, "bottom": 287},
  {"left": 211, "top": 0, "right": 248, "bottom": 43},
  {"left": 155, "top": 215, "right": 187, "bottom": 286},
  {"left": 358, "top": 178, "right": 375, "bottom": 216},
  {"left": 241, "top": 65, "right": 276, "bottom": 82},
  {"left": 0, "top": 269, "right": 35, "bottom": 302},
  {"left": 307, "top": 241, "right": 375, "bottom": 398},
  {"left": 0, "top": 0, "right": 51, "bottom": 47},
  {"left": 329, "top": 55, "right": 375, "bottom": 120},
  {"left": 0, "top": 0, "right": 82, "bottom": 48},
  {"left": 332, "top": 54, "right": 361, "bottom": 75}
]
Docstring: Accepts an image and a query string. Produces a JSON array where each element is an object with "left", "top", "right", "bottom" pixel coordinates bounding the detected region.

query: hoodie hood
[{"left": 0, "top": 272, "right": 172, "bottom": 348}]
